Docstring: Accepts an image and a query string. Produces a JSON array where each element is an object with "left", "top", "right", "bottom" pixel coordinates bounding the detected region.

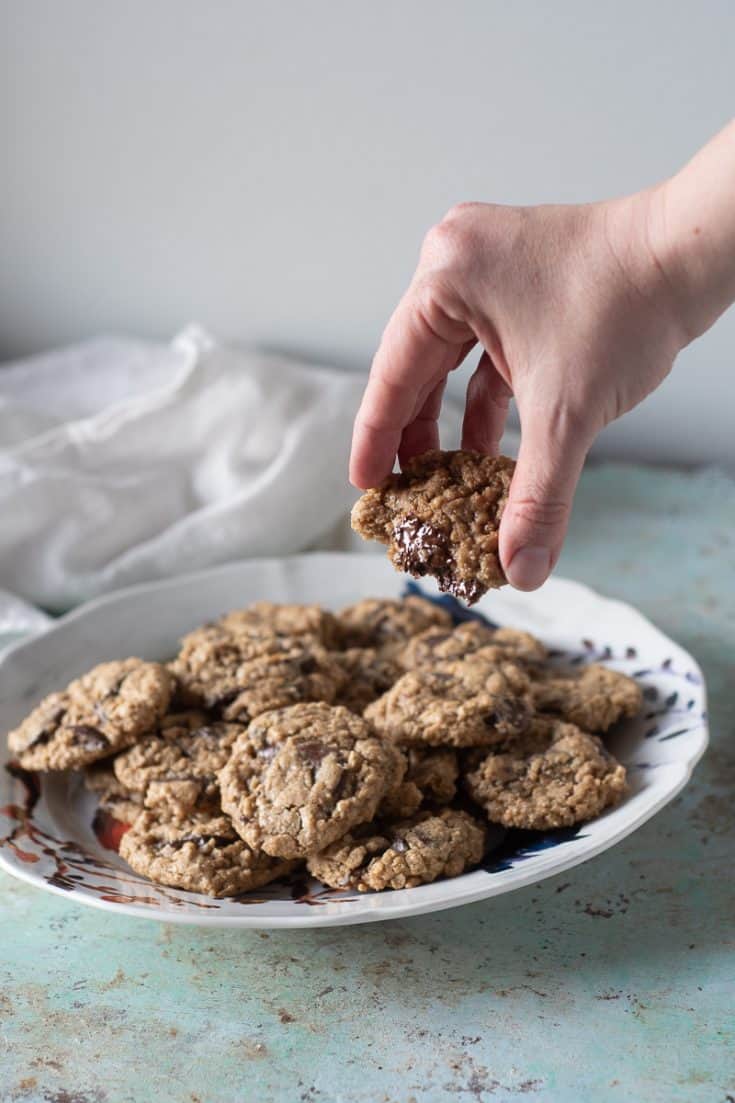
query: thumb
[{"left": 499, "top": 404, "right": 593, "bottom": 591}]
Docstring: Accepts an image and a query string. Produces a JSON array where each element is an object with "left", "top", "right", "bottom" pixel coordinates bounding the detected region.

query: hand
[{"left": 350, "top": 191, "right": 689, "bottom": 591}]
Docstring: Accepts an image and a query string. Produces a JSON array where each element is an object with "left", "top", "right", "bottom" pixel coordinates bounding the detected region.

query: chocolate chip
[
  {"left": 484, "top": 698, "right": 530, "bottom": 732},
  {"left": 391, "top": 836, "right": 408, "bottom": 853},
  {"left": 439, "top": 576, "right": 484, "bottom": 605},
  {"left": 154, "top": 833, "right": 233, "bottom": 852},
  {"left": 393, "top": 517, "right": 448, "bottom": 576},
  {"left": 24, "top": 706, "right": 67, "bottom": 749},
  {"left": 298, "top": 740, "right": 329, "bottom": 768},
  {"left": 298, "top": 657, "right": 319, "bottom": 676},
  {"left": 70, "top": 725, "right": 110, "bottom": 752}
]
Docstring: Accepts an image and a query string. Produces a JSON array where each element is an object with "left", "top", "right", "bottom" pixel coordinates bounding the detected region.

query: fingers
[
  {"left": 499, "top": 402, "right": 594, "bottom": 591},
  {"left": 398, "top": 378, "right": 447, "bottom": 465},
  {"left": 461, "top": 352, "right": 512, "bottom": 454},
  {"left": 397, "top": 338, "right": 476, "bottom": 464},
  {"left": 350, "top": 299, "right": 461, "bottom": 488}
]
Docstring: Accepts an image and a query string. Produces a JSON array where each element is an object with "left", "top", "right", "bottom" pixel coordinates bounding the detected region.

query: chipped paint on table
[{"left": 1, "top": 462, "right": 734, "bottom": 1103}]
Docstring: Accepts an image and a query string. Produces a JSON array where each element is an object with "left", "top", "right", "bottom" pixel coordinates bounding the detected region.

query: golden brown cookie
[
  {"left": 337, "top": 596, "right": 452, "bottom": 656},
  {"left": 307, "top": 809, "right": 486, "bottom": 891},
  {"left": 8, "top": 659, "right": 173, "bottom": 771},
  {"left": 400, "top": 621, "right": 547, "bottom": 670},
  {"left": 219, "top": 702, "right": 405, "bottom": 859},
  {"left": 119, "top": 809, "right": 294, "bottom": 898},
  {"left": 365, "top": 658, "right": 533, "bottom": 748},
  {"left": 168, "top": 625, "right": 344, "bottom": 722},
  {"left": 219, "top": 602, "right": 340, "bottom": 648},
  {"left": 464, "top": 720, "right": 628, "bottom": 829},
  {"left": 531, "top": 664, "right": 642, "bottom": 732},
  {"left": 351, "top": 450, "right": 515, "bottom": 604},
  {"left": 113, "top": 711, "right": 244, "bottom": 820}
]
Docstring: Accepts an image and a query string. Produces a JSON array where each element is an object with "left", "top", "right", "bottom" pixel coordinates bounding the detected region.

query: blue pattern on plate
[{"left": 482, "top": 825, "right": 587, "bottom": 874}]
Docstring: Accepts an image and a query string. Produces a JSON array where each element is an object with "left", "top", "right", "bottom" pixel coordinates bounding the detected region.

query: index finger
[{"left": 349, "top": 287, "right": 467, "bottom": 489}]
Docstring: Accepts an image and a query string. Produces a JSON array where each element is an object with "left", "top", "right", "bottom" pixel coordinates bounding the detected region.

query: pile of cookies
[{"left": 6, "top": 595, "right": 641, "bottom": 898}]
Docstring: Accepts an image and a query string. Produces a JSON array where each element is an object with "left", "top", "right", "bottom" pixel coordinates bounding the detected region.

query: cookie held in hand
[{"left": 351, "top": 449, "right": 515, "bottom": 604}]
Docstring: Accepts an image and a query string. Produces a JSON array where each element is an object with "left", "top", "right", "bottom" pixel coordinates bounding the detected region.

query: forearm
[{"left": 652, "top": 118, "right": 735, "bottom": 342}]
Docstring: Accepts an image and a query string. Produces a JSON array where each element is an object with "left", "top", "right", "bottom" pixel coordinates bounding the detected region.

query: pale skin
[{"left": 350, "top": 120, "right": 735, "bottom": 591}]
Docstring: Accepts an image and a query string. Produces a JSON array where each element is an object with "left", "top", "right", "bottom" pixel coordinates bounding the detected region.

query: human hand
[{"left": 350, "top": 190, "right": 688, "bottom": 591}]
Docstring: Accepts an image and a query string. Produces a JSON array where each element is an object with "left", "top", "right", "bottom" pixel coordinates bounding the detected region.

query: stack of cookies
[{"left": 6, "top": 595, "right": 641, "bottom": 898}]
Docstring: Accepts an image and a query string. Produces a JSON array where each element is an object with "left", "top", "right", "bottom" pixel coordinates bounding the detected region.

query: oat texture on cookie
[
  {"left": 7, "top": 658, "right": 173, "bottom": 771},
  {"left": 219, "top": 702, "right": 405, "bottom": 859},
  {"left": 351, "top": 450, "right": 515, "bottom": 604}
]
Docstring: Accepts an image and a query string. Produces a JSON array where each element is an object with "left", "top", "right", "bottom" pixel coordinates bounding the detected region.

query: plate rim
[{"left": 0, "top": 553, "right": 709, "bottom": 928}]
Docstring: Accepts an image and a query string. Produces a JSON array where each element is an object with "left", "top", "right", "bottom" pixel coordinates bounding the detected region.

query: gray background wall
[{"left": 2, "top": 1, "right": 733, "bottom": 466}]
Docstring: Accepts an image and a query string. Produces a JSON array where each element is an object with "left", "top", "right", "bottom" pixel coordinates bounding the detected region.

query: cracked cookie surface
[
  {"left": 531, "top": 664, "right": 642, "bottom": 732},
  {"left": 8, "top": 659, "right": 173, "bottom": 771},
  {"left": 365, "top": 658, "right": 533, "bottom": 748},
  {"left": 307, "top": 808, "right": 486, "bottom": 891},
  {"left": 379, "top": 747, "right": 459, "bottom": 818},
  {"left": 337, "top": 596, "right": 452, "bottom": 656},
  {"left": 120, "top": 809, "right": 294, "bottom": 897},
  {"left": 401, "top": 621, "right": 547, "bottom": 670},
  {"left": 218, "top": 601, "right": 340, "bottom": 648},
  {"left": 169, "top": 626, "right": 344, "bottom": 722},
  {"left": 113, "top": 711, "right": 244, "bottom": 819},
  {"left": 351, "top": 450, "right": 515, "bottom": 604},
  {"left": 465, "top": 720, "right": 628, "bottom": 829},
  {"left": 219, "top": 702, "right": 405, "bottom": 859}
]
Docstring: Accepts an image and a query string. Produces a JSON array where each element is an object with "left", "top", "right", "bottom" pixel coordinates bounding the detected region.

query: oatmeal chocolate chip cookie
[
  {"left": 84, "top": 759, "right": 144, "bottom": 823},
  {"left": 464, "top": 721, "right": 628, "bottom": 830},
  {"left": 531, "top": 664, "right": 643, "bottom": 732},
  {"left": 8, "top": 659, "right": 173, "bottom": 772},
  {"left": 379, "top": 748, "right": 459, "bottom": 818},
  {"left": 336, "top": 596, "right": 452, "bottom": 655},
  {"left": 120, "top": 809, "right": 294, "bottom": 898},
  {"left": 307, "top": 808, "right": 486, "bottom": 892},
  {"left": 400, "top": 621, "right": 547, "bottom": 670},
  {"left": 365, "top": 658, "right": 533, "bottom": 748},
  {"left": 219, "top": 702, "right": 405, "bottom": 859},
  {"left": 218, "top": 602, "right": 340, "bottom": 648},
  {"left": 168, "top": 625, "right": 344, "bottom": 722},
  {"left": 332, "top": 648, "right": 401, "bottom": 714},
  {"left": 351, "top": 450, "right": 515, "bottom": 604},
  {"left": 113, "top": 712, "right": 244, "bottom": 819}
]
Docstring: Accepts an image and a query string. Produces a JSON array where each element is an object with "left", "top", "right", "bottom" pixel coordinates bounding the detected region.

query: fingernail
[{"left": 505, "top": 546, "right": 552, "bottom": 591}]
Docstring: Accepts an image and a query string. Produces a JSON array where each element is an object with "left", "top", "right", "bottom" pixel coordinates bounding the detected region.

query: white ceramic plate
[{"left": 0, "top": 554, "right": 708, "bottom": 928}]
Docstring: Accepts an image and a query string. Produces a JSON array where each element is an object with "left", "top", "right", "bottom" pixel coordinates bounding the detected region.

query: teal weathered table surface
[{"left": 2, "top": 463, "right": 734, "bottom": 1103}]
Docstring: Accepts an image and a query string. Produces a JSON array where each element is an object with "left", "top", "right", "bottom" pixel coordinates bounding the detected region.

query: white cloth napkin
[
  {"left": 0, "top": 326, "right": 370, "bottom": 610},
  {"left": 0, "top": 326, "right": 481, "bottom": 615}
]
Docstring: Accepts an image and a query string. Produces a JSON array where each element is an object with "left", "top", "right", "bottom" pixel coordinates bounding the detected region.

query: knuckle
[
  {"left": 510, "top": 495, "right": 571, "bottom": 530},
  {"left": 422, "top": 209, "right": 475, "bottom": 266}
]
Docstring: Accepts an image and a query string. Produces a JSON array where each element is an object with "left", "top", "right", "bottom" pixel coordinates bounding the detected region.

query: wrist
[
  {"left": 600, "top": 188, "right": 692, "bottom": 354},
  {"left": 646, "top": 122, "right": 735, "bottom": 344}
]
